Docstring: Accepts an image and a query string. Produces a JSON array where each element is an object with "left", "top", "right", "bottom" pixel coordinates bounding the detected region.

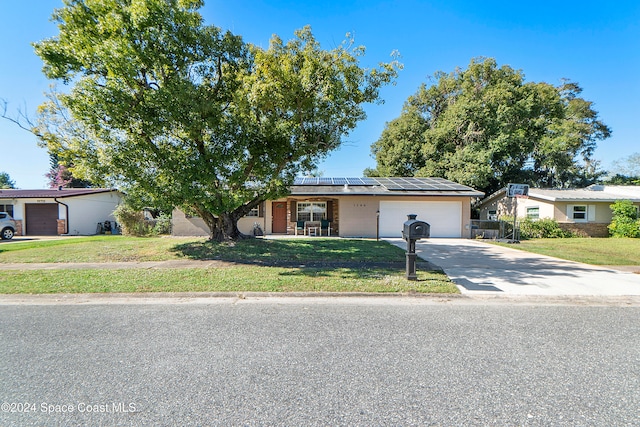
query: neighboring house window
[
  {"left": 526, "top": 207, "right": 540, "bottom": 220},
  {"left": 488, "top": 210, "right": 497, "bottom": 221},
  {"left": 0, "top": 204, "right": 13, "bottom": 217},
  {"left": 572, "top": 205, "right": 587, "bottom": 220},
  {"left": 297, "top": 202, "right": 326, "bottom": 222},
  {"left": 568, "top": 205, "right": 595, "bottom": 222}
]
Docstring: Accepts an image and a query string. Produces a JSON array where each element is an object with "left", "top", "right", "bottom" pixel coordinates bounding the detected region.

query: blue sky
[{"left": 1, "top": 0, "right": 638, "bottom": 188}]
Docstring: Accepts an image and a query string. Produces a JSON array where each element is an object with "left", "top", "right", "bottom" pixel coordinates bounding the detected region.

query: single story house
[
  {"left": 0, "top": 188, "right": 123, "bottom": 236},
  {"left": 477, "top": 185, "right": 640, "bottom": 237},
  {"left": 172, "top": 177, "right": 484, "bottom": 238}
]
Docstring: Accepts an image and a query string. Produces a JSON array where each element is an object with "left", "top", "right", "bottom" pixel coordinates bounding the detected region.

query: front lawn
[
  {"left": 490, "top": 238, "right": 640, "bottom": 265},
  {"left": 0, "top": 236, "right": 457, "bottom": 294},
  {"left": 0, "top": 267, "right": 454, "bottom": 294},
  {"left": 0, "top": 236, "right": 194, "bottom": 263},
  {"left": 0, "top": 236, "right": 405, "bottom": 264}
]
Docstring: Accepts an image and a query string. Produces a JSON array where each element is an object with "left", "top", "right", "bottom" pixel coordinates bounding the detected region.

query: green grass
[
  {"left": 170, "top": 238, "right": 407, "bottom": 263},
  {"left": 0, "top": 236, "right": 457, "bottom": 294},
  {"left": 0, "top": 235, "right": 406, "bottom": 264},
  {"left": 0, "top": 267, "right": 456, "bottom": 294},
  {"left": 490, "top": 238, "right": 640, "bottom": 265},
  {"left": 0, "top": 236, "right": 195, "bottom": 263}
]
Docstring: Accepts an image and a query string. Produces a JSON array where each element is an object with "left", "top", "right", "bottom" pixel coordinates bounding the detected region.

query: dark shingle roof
[{"left": 0, "top": 188, "right": 119, "bottom": 199}]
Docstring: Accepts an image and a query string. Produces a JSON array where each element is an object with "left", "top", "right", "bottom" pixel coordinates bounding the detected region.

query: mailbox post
[{"left": 402, "top": 214, "right": 430, "bottom": 281}]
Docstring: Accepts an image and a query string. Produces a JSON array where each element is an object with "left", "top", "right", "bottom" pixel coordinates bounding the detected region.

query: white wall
[
  {"left": 172, "top": 209, "right": 267, "bottom": 237},
  {"left": 516, "top": 198, "right": 555, "bottom": 219},
  {"left": 62, "top": 192, "right": 123, "bottom": 235}
]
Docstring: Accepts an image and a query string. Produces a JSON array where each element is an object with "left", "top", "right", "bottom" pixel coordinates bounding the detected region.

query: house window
[
  {"left": 526, "top": 207, "right": 540, "bottom": 220},
  {"left": 488, "top": 210, "right": 497, "bottom": 221},
  {"left": 297, "top": 202, "right": 326, "bottom": 222},
  {"left": 572, "top": 205, "right": 587, "bottom": 221},
  {"left": 0, "top": 204, "right": 13, "bottom": 217},
  {"left": 246, "top": 207, "right": 259, "bottom": 217}
]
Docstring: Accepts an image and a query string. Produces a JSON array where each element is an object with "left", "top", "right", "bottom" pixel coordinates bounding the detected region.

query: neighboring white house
[
  {"left": 0, "top": 188, "right": 123, "bottom": 236},
  {"left": 477, "top": 185, "right": 640, "bottom": 237},
  {"left": 172, "top": 177, "right": 484, "bottom": 239}
]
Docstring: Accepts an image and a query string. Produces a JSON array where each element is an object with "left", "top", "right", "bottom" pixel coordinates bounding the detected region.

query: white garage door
[{"left": 379, "top": 201, "right": 462, "bottom": 238}]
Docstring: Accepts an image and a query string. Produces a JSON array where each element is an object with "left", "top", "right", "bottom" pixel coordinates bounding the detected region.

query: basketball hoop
[
  {"left": 506, "top": 183, "right": 529, "bottom": 198},
  {"left": 506, "top": 183, "right": 530, "bottom": 243}
]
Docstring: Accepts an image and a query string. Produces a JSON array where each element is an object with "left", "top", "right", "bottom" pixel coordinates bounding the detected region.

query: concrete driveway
[{"left": 387, "top": 238, "right": 640, "bottom": 296}]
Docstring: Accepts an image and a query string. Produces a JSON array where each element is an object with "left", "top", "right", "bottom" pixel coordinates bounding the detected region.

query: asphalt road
[{"left": 1, "top": 298, "right": 639, "bottom": 426}]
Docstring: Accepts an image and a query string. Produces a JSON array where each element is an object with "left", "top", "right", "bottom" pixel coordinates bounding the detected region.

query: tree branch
[{"left": 0, "top": 99, "right": 40, "bottom": 136}]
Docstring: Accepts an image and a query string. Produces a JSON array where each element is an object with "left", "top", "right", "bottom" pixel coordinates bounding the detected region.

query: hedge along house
[
  {"left": 0, "top": 188, "right": 123, "bottom": 236},
  {"left": 172, "top": 177, "right": 484, "bottom": 238},
  {"left": 477, "top": 185, "right": 640, "bottom": 237}
]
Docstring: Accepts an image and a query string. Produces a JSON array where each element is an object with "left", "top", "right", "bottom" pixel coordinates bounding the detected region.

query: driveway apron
[{"left": 386, "top": 238, "right": 640, "bottom": 296}]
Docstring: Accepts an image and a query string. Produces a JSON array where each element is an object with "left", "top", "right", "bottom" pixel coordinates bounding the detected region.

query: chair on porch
[
  {"left": 320, "top": 219, "right": 332, "bottom": 236},
  {"left": 295, "top": 220, "right": 306, "bottom": 236}
]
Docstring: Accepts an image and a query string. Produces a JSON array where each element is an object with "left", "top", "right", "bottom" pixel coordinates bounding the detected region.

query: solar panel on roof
[
  {"left": 293, "top": 176, "right": 472, "bottom": 190},
  {"left": 374, "top": 177, "right": 471, "bottom": 191},
  {"left": 344, "top": 177, "right": 361, "bottom": 185},
  {"left": 361, "top": 177, "right": 377, "bottom": 185}
]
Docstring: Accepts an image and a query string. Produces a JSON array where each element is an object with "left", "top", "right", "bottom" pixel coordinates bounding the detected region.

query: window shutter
[
  {"left": 290, "top": 201, "right": 297, "bottom": 222},
  {"left": 567, "top": 205, "right": 574, "bottom": 220},
  {"left": 258, "top": 202, "right": 264, "bottom": 218},
  {"left": 588, "top": 205, "right": 596, "bottom": 222},
  {"left": 326, "top": 200, "right": 333, "bottom": 221}
]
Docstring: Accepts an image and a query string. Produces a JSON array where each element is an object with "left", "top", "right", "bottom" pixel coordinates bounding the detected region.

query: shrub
[
  {"left": 113, "top": 204, "right": 172, "bottom": 237},
  {"left": 608, "top": 200, "right": 640, "bottom": 238},
  {"left": 518, "top": 218, "right": 572, "bottom": 239},
  {"left": 113, "top": 204, "right": 152, "bottom": 236},
  {"left": 152, "top": 213, "right": 172, "bottom": 235}
]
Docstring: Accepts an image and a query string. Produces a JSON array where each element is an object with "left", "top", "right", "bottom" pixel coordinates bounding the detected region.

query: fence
[{"left": 471, "top": 220, "right": 519, "bottom": 240}]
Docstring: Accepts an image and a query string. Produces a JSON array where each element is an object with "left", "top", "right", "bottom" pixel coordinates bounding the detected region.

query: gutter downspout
[{"left": 54, "top": 198, "right": 69, "bottom": 235}]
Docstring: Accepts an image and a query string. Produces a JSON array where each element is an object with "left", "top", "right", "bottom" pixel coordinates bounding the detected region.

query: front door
[{"left": 272, "top": 202, "right": 287, "bottom": 233}]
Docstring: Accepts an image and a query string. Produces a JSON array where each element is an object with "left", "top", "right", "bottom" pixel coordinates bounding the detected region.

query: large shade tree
[
  {"left": 367, "top": 58, "right": 610, "bottom": 196},
  {"left": 34, "top": 0, "right": 399, "bottom": 240}
]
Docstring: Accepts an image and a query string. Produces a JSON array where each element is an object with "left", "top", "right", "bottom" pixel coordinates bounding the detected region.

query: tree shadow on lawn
[{"left": 170, "top": 238, "right": 408, "bottom": 265}]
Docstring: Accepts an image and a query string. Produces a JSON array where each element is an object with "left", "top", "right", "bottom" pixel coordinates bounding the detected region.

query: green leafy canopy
[
  {"left": 368, "top": 57, "right": 610, "bottom": 196},
  {"left": 33, "top": 0, "right": 400, "bottom": 240}
]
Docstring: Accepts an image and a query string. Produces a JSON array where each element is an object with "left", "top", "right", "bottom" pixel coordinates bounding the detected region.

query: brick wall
[
  {"left": 14, "top": 220, "right": 23, "bottom": 236},
  {"left": 558, "top": 222, "right": 609, "bottom": 238},
  {"left": 57, "top": 219, "right": 66, "bottom": 235}
]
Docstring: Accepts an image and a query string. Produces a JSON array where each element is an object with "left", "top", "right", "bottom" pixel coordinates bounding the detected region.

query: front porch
[{"left": 271, "top": 198, "right": 339, "bottom": 236}]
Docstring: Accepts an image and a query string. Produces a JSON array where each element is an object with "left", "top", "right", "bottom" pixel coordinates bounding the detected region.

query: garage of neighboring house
[
  {"left": 25, "top": 203, "right": 59, "bottom": 235},
  {"left": 0, "top": 188, "right": 123, "bottom": 236}
]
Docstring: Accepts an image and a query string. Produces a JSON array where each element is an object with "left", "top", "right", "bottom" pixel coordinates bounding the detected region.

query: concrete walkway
[{"left": 386, "top": 238, "right": 640, "bottom": 296}]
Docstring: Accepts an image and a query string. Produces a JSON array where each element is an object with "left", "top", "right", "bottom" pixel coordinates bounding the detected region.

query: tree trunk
[{"left": 202, "top": 211, "right": 250, "bottom": 242}]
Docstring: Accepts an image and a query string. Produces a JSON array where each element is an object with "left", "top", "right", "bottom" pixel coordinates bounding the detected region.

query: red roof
[{"left": 0, "top": 188, "right": 120, "bottom": 199}]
